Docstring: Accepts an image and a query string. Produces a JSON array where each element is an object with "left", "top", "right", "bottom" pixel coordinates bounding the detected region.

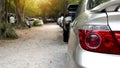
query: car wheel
[{"left": 63, "top": 29, "right": 69, "bottom": 42}]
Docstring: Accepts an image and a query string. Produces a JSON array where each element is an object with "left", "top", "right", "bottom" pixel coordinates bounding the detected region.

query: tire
[{"left": 63, "top": 29, "right": 69, "bottom": 42}]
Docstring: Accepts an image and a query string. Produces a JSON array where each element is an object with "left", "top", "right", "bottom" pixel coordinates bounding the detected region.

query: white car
[
  {"left": 57, "top": 16, "right": 64, "bottom": 27},
  {"left": 67, "top": 0, "right": 120, "bottom": 68},
  {"left": 28, "top": 18, "right": 44, "bottom": 26}
]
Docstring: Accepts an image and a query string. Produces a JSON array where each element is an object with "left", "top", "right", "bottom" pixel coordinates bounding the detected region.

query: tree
[
  {"left": 67, "top": 0, "right": 80, "bottom": 4},
  {"left": 0, "top": 0, "right": 18, "bottom": 39},
  {"left": 24, "top": 0, "right": 40, "bottom": 17},
  {"left": 7, "top": 0, "right": 15, "bottom": 13},
  {"left": 14, "top": 0, "right": 26, "bottom": 28},
  {"left": 38, "top": 0, "right": 67, "bottom": 19},
  {"left": 0, "top": 0, "right": 6, "bottom": 22}
]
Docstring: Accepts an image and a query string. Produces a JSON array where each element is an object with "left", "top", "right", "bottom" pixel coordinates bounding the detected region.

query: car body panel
[
  {"left": 67, "top": 28, "right": 80, "bottom": 68},
  {"left": 107, "top": 12, "right": 120, "bottom": 31},
  {"left": 76, "top": 46, "right": 120, "bottom": 68},
  {"left": 91, "top": 0, "right": 120, "bottom": 12},
  {"left": 67, "top": 0, "right": 120, "bottom": 68}
]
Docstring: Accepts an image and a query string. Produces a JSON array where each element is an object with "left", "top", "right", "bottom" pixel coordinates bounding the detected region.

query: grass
[{"left": 0, "top": 23, "right": 18, "bottom": 40}]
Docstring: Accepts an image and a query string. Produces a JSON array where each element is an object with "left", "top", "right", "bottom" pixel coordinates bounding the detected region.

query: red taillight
[
  {"left": 114, "top": 32, "right": 120, "bottom": 44},
  {"left": 85, "top": 34, "right": 101, "bottom": 49},
  {"left": 64, "top": 13, "right": 69, "bottom": 17},
  {"left": 66, "top": 22, "right": 70, "bottom": 25},
  {"left": 79, "top": 25, "right": 120, "bottom": 54}
]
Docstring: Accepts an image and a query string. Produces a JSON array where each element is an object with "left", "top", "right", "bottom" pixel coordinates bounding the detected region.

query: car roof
[
  {"left": 90, "top": 0, "right": 120, "bottom": 12},
  {"left": 67, "top": 4, "right": 79, "bottom": 11}
]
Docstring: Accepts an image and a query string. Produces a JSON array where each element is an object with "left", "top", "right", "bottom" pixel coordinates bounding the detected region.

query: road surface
[{"left": 0, "top": 23, "right": 67, "bottom": 68}]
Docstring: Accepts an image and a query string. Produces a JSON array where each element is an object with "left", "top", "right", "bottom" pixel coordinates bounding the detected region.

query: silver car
[{"left": 67, "top": 0, "right": 120, "bottom": 68}]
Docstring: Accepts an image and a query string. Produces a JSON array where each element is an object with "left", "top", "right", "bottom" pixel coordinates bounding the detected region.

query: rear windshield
[
  {"left": 68, "top": 4, "right": 79, "bottom": 11},
  {"left": 87, "top": 0, "right": 110, "bottom": 9}
]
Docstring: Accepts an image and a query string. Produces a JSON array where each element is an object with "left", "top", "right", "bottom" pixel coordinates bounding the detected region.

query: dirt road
[{"left": 0, "top": 23, "right": 67, "bottom": 68}]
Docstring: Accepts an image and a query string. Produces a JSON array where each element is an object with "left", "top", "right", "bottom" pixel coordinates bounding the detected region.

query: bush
[{"left": 0, "top": 23, "right": 18, "bottom": 39}]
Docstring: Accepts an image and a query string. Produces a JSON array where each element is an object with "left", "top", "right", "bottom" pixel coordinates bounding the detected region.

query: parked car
[
  {"left": 63, "top": 4, "right": 79, "bottom": 42},
  {"left": 67, "top": 0, "right": 120, "bottom": 68},
  {"left": 27, "top": 18, "right": 36, "bottom": 26},
  {"left": 33, "top": 18, "right": 44, "bottom": 26},
  {"left": 26, "top": 18, "right": 44, "bottom": 26},
  {"left": 46, "top": 17, "right": 55, "bottom": 22},
  {"left": 57, "top": 14, "right": 64, "bottom": 27},
  {"left": 8, "top": 13, "right": 16, "bottom": 24}
]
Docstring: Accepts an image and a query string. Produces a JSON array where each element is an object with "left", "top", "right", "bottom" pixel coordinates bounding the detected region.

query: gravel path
[{"left": 0, "top": 23, "right": 67, "bottom": 68}]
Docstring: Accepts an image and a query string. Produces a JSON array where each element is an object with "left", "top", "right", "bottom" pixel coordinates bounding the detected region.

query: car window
[
  {"left": 118, "top": 7, "right": 120, "bottom": 11},
  {"left": 105, "top": 4, "right": 120, "bottom": 12},
  {"left": 68, "top": 4, "right": 78, "bottom": 11},
  {"left": 65, "top": 16, "right": 72, "bottom": 22},
  {"left": 87, "top": 0, "right": 110, "bottom": 10}
]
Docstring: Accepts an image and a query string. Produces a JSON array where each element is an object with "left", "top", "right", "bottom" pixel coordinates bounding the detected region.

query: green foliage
[
  {"left": 7, "top": 0, "right": 15, "bottom": 13},
  {"left": 67, "top": 0, "right": 80, "bottom": 4},
  {"left": 38, "top": 0, "right": 67, "bottom": 18},
  {"left": 8, "top": 0, "right": 80, "bottom": 18},
  {"left": 0, "top": 23, "right": 18, "bottom": 39}
]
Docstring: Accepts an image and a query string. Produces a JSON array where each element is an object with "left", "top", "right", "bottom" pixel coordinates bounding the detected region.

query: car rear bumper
[{"left": 75, "top": 45, "right": 120, "bottom": 68}]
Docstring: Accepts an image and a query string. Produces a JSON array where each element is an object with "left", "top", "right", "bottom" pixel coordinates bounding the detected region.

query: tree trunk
[
  {"left": 14, "top": 0, "right": 26, "bottom": 28},
  {"left": 0, "top": 0, "right": 6, "bottom": 23}
]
